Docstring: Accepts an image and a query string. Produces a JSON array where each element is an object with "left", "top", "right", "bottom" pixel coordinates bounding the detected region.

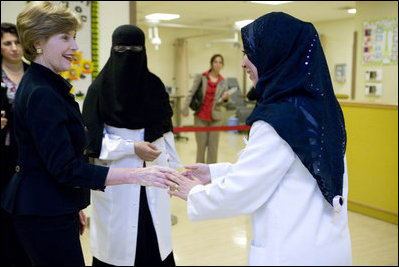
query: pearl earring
[{"left": 36, "top": 48, "right": 43, "bottom": 54}]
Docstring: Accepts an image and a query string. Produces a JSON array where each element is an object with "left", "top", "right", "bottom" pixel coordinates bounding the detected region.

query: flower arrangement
[{"left": 60, "top": 51, "right": 93, "bottom": 99}]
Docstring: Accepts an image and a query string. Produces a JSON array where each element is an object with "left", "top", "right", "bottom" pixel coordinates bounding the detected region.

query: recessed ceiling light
[
  {"left": 235, "top": 20, "right": 254, "bottom": 29},
  {"left": 145, "top": 13, "right": 180, "bottom": 21},
  {"left": 251, "top": 1, "right": 293, "bottom": 5},
  {"left": 347, "top": 8, "right": 356, "bottom": 14}
]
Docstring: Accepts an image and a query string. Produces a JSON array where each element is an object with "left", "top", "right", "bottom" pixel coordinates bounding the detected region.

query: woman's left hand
[
  {"left": 1, "top": 110, "right": 7, "bottom": 130},
  {"left": 165, "top": 172, "right": 202, "bottom": 201},
  {"left": 78, "top": 210, "right": 86, "bottom": 235},
  {"left": 222, "top": 92, "right": 230, "bottom": 101}
]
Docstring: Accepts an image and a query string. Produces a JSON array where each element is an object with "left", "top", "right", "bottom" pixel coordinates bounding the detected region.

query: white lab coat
[
  {"left": 187, "top": 120, "right": 352, "bottom": 266},
  {"left": 90, "top": 124, "right": 182, "bottom": 266}
]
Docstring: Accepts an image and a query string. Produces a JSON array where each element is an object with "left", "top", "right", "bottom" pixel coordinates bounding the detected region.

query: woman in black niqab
[
  {"left": 82, "top": 24, "right": 173, "bottom": 158},
  {"left": 82, "top": 25, "right": 177, "bottom": 266}
]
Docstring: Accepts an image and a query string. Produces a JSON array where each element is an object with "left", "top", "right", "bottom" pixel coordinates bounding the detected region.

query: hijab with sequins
[
  {"left": 242, "top": 12, "right": 346, "bottom": 209},
  {"left": 82, "top": 25, "right": 173, "bottom": 157}
]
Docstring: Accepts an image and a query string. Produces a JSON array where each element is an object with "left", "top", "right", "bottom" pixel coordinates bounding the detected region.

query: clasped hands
[
  {"left": 134, "top": 163, "right": 210, "bottom": 201},
  {"left": 133, "top": 141, "right": 210, "bottom": 200},
  {"left": 165, "top": 163, "right": 211, "bottom": 201}
]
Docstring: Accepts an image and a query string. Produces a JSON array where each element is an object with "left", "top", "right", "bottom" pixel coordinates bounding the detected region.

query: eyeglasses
[{"left": 113, "top": 45, "right": 143, "bottom": 53}]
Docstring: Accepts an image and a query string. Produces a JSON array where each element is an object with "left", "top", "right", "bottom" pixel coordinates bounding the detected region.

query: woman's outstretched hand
[
  {"left": 105, "top": 166, "right": 178, "bottom": 188},
  {"left": 181, "top": 163, "right": 211, "bottom": 185},
  {"left": 165, "top": 172, "right": 202, "bottom": 201},
  {"left": 130, "top": 165, "right": 178, "bottom": 188}
]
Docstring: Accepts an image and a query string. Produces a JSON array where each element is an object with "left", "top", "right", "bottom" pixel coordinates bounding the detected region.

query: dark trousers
[
  {"left": 92, "top": 186, "right": 175, "bottom": 266},
  {"left": 0, "top": 208, "right": 31, "bottom": 266},
  {"left": 13, "top": 212, "right": 85, "bottom": 266}
]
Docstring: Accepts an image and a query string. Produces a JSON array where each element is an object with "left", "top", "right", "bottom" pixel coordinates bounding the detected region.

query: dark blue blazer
[{"left": 1, "top": 62, "right": 108, "bottom": 216}]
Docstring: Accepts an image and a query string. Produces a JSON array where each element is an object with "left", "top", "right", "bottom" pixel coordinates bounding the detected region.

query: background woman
[
  {"left": 0, "top": 22, "right": 30, "bottom": 266},
  {"left": 181, "top": 54, "right": 229, "bottom": 164}
]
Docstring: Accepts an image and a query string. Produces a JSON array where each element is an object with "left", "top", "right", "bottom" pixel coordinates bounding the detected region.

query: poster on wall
[
  {"left": 51, "top": 1, "right": 98, "bottom": 99},
  {"left": 362, "top": 18, "right": 398, "bottom": 65}
]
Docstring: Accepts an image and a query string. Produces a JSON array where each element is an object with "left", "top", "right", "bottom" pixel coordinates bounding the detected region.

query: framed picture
[
  {"left": 365, "top": 69, "right": 383, "bottom": 82},
  {"left": 334, "top": 63, "right": 346, "bottom": 83},
  {"left": 365, "top": 83, "right": 382, "bottom": 96},
  {"left": 362, "top": 18, "right": 398, "bottom": 65}
]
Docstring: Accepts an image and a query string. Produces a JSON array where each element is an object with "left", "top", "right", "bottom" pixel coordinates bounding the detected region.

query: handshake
[
  {"left": 165, "top": 163, "right": 211, "bottom": 201},
  {"left": 140, "top": 163, "right": 211, "bottom": 201}
]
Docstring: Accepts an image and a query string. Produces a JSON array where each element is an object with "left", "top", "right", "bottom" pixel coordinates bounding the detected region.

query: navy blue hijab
[{"left": 242, "top": 12, "right": 346, "bottom": 208}]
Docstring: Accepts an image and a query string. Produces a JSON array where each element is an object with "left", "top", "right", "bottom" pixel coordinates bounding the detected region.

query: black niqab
[{"left": 82, "top": 25, "right": 173, "bottom": 157}]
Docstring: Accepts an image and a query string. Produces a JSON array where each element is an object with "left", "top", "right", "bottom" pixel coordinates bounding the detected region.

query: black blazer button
[{"left": 15, "top": 165, "right": 20, "bottom": 172}]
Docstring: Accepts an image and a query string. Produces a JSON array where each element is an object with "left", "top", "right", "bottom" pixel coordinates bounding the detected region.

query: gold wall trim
[
  {"left": 339, "top": 100, "right": 398, "bottom": 110},
  {"left": 348, "top": 199, "right": 398, "bottom": 225}
]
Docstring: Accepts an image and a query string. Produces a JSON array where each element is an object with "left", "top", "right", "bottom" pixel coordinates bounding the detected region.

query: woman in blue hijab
[{"left": 165, "top": 12, "right": 352, "bottom": 266}]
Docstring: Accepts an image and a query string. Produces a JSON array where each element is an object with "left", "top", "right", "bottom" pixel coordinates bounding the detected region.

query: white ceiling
[{"left": 136, "top": 1, "right": 356, "bottom": 31}]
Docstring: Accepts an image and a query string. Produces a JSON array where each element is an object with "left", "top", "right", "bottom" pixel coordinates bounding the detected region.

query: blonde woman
[{"left": 1, "top": 2, "right": 174, "bottom": 265}]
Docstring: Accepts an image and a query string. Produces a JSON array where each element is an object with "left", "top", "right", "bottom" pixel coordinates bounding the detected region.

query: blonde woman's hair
[{"left": 16, "top": 1, "right": 82, "bottom": 61}]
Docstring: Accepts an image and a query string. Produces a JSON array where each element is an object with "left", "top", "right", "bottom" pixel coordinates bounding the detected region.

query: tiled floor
[{"left": 80, "top": 131, "right": 398, "bottom": 266}]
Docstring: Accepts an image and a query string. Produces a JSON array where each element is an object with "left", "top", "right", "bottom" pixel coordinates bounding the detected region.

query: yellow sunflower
[
  {"left": 81, "top": 60, "right": 93, "bottom": 74},
  {"left": 68, "top": 65, "right": 81, "bottom": 81},
  {"left": 72, "top": 51, "right": 82, "bottom": 65}
]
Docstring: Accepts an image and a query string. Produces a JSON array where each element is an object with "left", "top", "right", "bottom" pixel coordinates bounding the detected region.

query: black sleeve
[
  {"left": 82, "top": 85, "right": 104, "bottom": 158},
  {"left": 27, "top": 87, "right": 107, "bottom": 189}
]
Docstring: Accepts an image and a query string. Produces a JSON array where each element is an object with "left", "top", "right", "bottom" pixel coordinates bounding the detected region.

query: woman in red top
[{"left": 182, "top": 54, "right": 229, "bottom": 163}]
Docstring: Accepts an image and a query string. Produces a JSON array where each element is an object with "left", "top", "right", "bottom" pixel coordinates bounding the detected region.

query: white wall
[
  {"left": 1, "top": 1, "right": 26, "bottom": 24},
  {"left": 97, "top": 1, "right": 129, "bottom": 69},
  {"left": 314, "top": 18, "right": 355, "bottom": 98}
]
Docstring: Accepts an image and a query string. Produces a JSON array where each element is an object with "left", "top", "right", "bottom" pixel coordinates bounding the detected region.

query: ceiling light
[
  {"left": 235, "top": 20, "right": 254, "bottom": 29},
  {"left": 145, "top": 13, "right": 180, "bottom": 21},
  {"left": 347, "top": 8, "right": 356, "bottom": 14},
  {"left": 251, "top": 1, "right": 293, "bottom": 5}
]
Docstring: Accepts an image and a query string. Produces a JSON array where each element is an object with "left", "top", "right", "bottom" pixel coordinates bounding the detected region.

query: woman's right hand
[
  {"left": 105, "top": 166, "right": 178, "bottom": 188},
  {"left": 134, "top": 141, "right": 162, "bottom": 161},
  {"left": 129, "top": 165, "right": 179, "bottom": 188},
  {"left": 165, "top": 171, "right": 202, "bottom": 201},
  {"left": 182, "top": 163, "right": 211, "bottom": 185}
]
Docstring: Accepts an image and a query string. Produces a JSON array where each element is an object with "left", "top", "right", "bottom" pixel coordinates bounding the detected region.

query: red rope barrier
[{"left": 173, "top": 125, "right": 251, "bottom": 132}]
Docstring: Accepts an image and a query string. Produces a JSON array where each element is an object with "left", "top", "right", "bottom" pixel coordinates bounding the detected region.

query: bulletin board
[
  {"left": 362, "top": 18, "right": 398, "bottom": 65},
  {"left": 52, "top": 1, "right": 99, "bottom": 98}
]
